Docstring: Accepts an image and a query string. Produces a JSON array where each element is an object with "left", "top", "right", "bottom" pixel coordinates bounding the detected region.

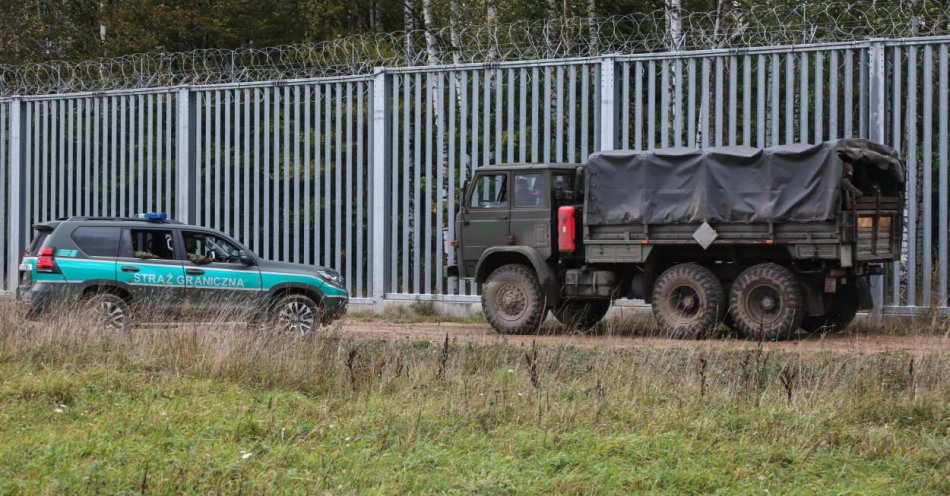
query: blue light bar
[{"left": 136, "top": 212, "right": 168, "bottom": 221}]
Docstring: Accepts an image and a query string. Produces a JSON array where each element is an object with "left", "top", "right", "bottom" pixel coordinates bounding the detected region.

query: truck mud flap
[{"left": 855, "top": 276, "right": 874, "bottom": 310}]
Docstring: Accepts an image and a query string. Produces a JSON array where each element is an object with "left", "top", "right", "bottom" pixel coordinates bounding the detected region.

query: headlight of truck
[{"left": 317, "top": 270, "right": 345, "bottom": 288}]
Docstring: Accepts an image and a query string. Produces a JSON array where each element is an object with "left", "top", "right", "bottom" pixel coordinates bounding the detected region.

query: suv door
[
  {"left": 181, "top": 230, "right": 263, "bottom": 318},
  {"left": 458, "top": 172, "right": 510, "bottom": 275},
  {"left": 510, "top": 172, "right": 552, "bottom": 259},
  {"left": 116, "top": 228, "right": 185, "bottom": 319}
]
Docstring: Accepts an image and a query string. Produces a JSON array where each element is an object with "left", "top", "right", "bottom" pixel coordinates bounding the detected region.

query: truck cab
[{"left": 455, "top": 164, "right": 581, "bottom": 280}]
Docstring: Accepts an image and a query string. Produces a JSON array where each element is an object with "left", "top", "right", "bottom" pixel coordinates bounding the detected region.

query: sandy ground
[{"left": 335, "top": 319, "right": 950, "bottom": 354}]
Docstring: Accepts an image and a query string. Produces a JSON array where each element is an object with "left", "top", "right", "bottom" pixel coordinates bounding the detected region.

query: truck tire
[
  {"left": 729, "top": 263, "right": 805, "bottom": 341},
  {"left": 482, "top": 264, "right": 547, "bottom": 335},
  {"left": 553, "top": 299, "right": 610, "bottom": 332},
  {"left": 651, "top": 264, "right": 725, "bottom": 339},
  {"left": 801, "top": 283, "right": 859, "bottom": 334}
]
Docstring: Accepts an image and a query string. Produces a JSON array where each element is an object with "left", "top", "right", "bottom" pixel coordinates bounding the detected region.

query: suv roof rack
[{"left": 62, "top": 216, "right": 185, "bottom": 225}]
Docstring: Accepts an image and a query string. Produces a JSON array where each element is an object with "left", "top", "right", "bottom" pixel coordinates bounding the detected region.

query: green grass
[{"left": 0, "top": 315, "right": 947, "bottom": 494}]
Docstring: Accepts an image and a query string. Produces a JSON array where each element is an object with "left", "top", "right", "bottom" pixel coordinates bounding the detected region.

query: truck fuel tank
[{"left": 564, "top": 268, "right": 615, "bottom": 298}]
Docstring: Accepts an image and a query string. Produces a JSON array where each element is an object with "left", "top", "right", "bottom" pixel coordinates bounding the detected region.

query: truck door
[
  {"left": 510, "top": 172, "right": 551, "bottom": 259},
  {"left": 459, "top": 172, "right": 510, "bottom": 274}
]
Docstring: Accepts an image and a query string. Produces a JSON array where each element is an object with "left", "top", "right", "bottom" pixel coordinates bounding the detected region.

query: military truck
[{"left": 447, "top": 140, "right": 904, "bottom": 340}]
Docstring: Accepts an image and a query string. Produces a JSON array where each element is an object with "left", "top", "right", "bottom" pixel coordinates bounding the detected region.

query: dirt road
[{"left": 337, "top": 319, "right": 950, "bottom": 354}]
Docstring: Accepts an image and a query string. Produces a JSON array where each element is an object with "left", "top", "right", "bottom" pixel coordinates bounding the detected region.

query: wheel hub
[
  {"left": 497, "top": 284, "right": 527, "bottom": 318},
  {"left": 277, "top": 301, "right": 315, "bottom": 336},
  {"left": 669, "top": 285, "right": 702, "bottom": 320}
]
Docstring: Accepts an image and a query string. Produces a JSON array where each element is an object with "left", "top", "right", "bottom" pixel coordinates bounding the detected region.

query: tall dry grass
[{"left": 2, "top": 299, "right": 948, "bottom": 419}]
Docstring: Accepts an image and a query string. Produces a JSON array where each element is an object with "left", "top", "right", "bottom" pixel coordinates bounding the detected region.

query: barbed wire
[{"left": 1, "top": 1, "right": 949, "bottom": 96}]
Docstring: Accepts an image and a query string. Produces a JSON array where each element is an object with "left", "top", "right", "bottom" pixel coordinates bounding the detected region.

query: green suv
[{"left": 16, "top": 213, "right": 347, "bottom": 334}]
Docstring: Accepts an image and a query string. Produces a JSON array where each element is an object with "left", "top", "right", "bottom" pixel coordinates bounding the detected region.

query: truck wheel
[
  {"left": 729, "top": 264, "right": 804, "bottom": 341},
  {"left": 801, "top": 284, "right": 859, "bottom": 334},
  {"left": 79, "top": 293, "right": 130, "bottom": 332},
  {"left": 651, "top": 264, "right": 724, "bottom": 339},
  {"left": 554, "top": 300, "right": 610, "bottom": 332},
  {"left": 482, "top": 264, "right": 546, "bottom": 335}
]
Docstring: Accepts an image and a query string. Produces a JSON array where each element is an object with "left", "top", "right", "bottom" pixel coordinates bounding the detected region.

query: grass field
[{"left": 0, "top": 309, "right": 947, "bottom": 494}]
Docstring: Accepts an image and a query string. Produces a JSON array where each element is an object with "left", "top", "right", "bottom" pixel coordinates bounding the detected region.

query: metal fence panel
[
  {"left": 192, "top": 81, "right": 372, "bottom": 298},
  {"left": 385, "top": 61, "right": 600, "bottom": 298},
  {"left": 1, "top": 38, "right": 949, "bottom": 313}
]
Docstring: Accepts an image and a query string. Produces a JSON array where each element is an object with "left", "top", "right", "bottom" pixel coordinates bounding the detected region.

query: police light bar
[{"left": 136, "top": 212, "right": 168, "bottom": 221}]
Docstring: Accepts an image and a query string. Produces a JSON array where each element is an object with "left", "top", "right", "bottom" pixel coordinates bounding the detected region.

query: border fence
[{"left": 1, "top": 36, "right": 949, "bottom": 314}]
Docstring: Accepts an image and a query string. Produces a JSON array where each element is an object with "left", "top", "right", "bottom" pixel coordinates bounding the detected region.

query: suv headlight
[{"left": 317, "top": 270, "right": 345, "bottom": 288}]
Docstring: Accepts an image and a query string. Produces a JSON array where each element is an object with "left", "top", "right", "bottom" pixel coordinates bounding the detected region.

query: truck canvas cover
[{"left": 585, "top": 139, "right": 902, "bottom": 225}]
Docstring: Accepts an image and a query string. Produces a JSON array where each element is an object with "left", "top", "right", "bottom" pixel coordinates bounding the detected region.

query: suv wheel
[
  {"left": 651, "top": 263, "right": 725, "bottom": 339},
  {"left": 268, "top": 294, "right": 323, "bottom": 337},
  {"left": 482, "top": 264, "right": 546, "bottom": 335},
  {"left": 79, "top": 293, "right": 130, "bottom": 332},
  {"left": 553, "top": 299, "right": 610, "bottom": 332},
  {"left": 729, "top": 263, "right": 804, "bottom": 341}
]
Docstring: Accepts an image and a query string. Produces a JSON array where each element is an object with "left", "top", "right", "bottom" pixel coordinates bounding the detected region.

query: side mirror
[
  {"left": 460, "top": 178, "right": 471, "bottom": 211},
  {"left": 240, "top": 251, "right": 256, "bottom": 266}
]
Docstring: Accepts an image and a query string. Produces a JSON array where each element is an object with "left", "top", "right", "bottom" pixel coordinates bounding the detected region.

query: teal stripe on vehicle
[
  {"left": 186, "top": 267, "right": 261, "bottom": 290},
  {"left": 260, "top": 272, "right": 348, "bottom": 297},
  {"left": 56, "top": 258, "right": 116, "bottom": 282}
]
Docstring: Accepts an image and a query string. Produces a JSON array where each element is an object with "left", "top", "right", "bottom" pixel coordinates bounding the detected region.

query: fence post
[
  {"left": 599, "top": 55, "right": 617, "bottom": 151},
  {"left": 6, "top": 98, "right": 26, "bottom": 292},
  {"left": 371, "top": 68, "right": 392, "bottom": 310},
  {"left": 176, "top": 87, "right": 197, "bottom": 225},
  {"left": 868, "top": 40, "right": 886, "bottom": 321}
]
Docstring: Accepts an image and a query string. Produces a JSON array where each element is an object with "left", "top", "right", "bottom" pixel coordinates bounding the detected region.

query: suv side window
[
  {"left": 71, "top": 227, "right": 121, "bottom": 257},
  {"left": 182, "top": 231, "right": 242, "bottom": 264},
  {"left": 119, "top": 229, "right": 177, "bottom": 260},
  {"left": 469, "top": 173, "right": 508, "bottom": 208}
]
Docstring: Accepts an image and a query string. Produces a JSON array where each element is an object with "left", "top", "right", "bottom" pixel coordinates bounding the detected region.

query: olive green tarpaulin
[{"left": 584, "top": 139, "right": 903, "bottom": 225}]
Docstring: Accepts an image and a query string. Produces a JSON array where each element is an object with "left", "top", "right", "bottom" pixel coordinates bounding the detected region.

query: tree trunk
[
  {"left": 404, "top": 0, "right": 415, "bottom": 64},
  {"left": 545, "top": 0, "right": 558, "bottom": 58},
  {"left": 665, "top": 0, "right": 683, "bottom": 146},
  {"left": 486, "top": 0, "right": 499, "bottom": 62},
  {"left": 587, "top": 0, "right": 598, "bottom": 56},
  {"left": 449, "top": 0, "right": 461, "bottom": 65},
  {"left": 422, "top": 0, "right": 440, "bottom": 65}
]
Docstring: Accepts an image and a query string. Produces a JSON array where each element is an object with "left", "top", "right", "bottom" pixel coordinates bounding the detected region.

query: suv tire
[
  {"left": 652, "top": 263, "right": 725, "bottom": 339},
  {"left": 268, "top": 294, "right": 322, "bottom": 337},
  {"left": 553, "top": 299, "right": 610, "bottom": 332},
  {"left": 729, "top": 263, "right": 805, "bottom": 341},
  {"left": 79, "top": 293, "right": 130, "bottom": 332},
  {"left": 482, "top": 264, "right": 546, "bottom": 335}
]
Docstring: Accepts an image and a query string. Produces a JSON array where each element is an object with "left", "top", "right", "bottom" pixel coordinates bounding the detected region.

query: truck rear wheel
[
  {"left": 651, "top": 263, "right": 725, "bottom": 339},
  {"left": 729, "top": 263, "right": 804, "bottom": 341},
  {"left": 482, "top": 264, "right": 546, "bottom": 335},
  {"left": 553, "top": 299, "right": 610, "bottom": 332},
  {"left": 801, "top": 283, "right": 859, "bottom": 334}
]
